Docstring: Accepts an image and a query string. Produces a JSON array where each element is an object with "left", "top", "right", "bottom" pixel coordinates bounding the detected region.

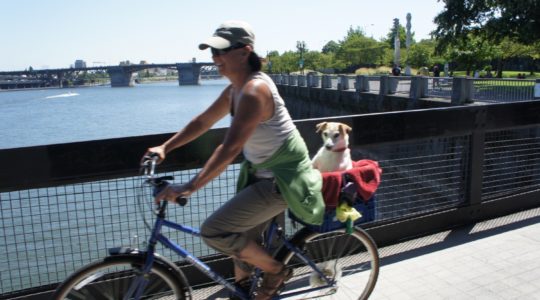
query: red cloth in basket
[{"left": 321, "top": 160, "right": 382, "bottom": 209}]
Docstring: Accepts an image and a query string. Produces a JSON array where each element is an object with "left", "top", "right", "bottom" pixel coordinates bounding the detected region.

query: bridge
[{"left": 0, "top": 62, "right": 217, "bottom": 88}]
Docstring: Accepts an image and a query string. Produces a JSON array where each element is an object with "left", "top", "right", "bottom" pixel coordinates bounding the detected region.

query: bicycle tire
[
  {"left": 53, "top": 254, "right": 192, "bottom": 300},
  {"left": 275, "top": 227, "right": 379, "bottom": 300}
]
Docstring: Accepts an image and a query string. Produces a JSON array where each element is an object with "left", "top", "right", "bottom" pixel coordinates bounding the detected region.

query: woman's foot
[
  {"left": 255, "top": 266, "right": 293, "bottom": 300},
  {"left": 229, "top": 277, "right": 251, "bottom": 300}
]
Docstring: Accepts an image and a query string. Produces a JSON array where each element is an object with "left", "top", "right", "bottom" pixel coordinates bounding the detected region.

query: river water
[
  {"left": 0, "top": 79, "right": 231, "bottom": 149},
  {"left": 1, "top": 80, "right": 236, "bottom": 294}
]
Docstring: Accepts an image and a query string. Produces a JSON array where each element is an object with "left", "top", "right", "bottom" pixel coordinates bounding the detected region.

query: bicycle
[{"left": 53, "top": 154, "right": 380, "bottom": 299}]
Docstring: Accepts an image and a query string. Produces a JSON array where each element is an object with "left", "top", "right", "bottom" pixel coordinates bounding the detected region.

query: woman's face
[{"left": 211, "top": 45, "right": 250, "bottom": 76}]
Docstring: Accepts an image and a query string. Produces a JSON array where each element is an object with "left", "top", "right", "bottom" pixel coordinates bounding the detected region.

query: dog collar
[{"left": 332, "top": 147, "right": 347, "bottom": 153}]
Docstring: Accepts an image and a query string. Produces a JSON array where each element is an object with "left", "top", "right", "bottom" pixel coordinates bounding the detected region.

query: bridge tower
[
  {"left": 176, "top": 63, "right": 202, "bottom": 85},
  {"left": 107, "top": 66, "right": 134, "bottom": 87}
]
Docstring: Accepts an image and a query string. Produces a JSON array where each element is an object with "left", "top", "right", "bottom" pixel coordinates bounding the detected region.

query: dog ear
[
  {"left": 339, "top": 124, "right": 352, "bottom": 135},
  {"left": 315, "top": 122, "right": 327, "bottom": 133}
]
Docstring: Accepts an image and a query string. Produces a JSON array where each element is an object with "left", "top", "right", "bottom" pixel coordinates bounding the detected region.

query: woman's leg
[{"left": 200, "top": 179, "right": 287, "bottom": 278}]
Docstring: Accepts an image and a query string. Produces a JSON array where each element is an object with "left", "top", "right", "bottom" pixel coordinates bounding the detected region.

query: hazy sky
[{"left": 0, "top": 0, "right": 445, "bottom": 71}]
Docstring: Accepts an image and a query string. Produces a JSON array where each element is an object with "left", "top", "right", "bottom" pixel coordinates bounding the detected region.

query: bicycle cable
[{"left": 136, "top": 159, "right": 157, "bottom": 234}]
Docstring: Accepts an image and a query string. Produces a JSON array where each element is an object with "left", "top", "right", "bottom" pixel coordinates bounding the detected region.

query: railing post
[
  {"left": 339, "top": 75, "right": 349, "bottom": 90},
  {"left": 410, "top": 76, "right": 427, "bottom": 99},
  {"left": 451, "top": 76, "right": 473, "bottom": 105},
  {"left": 389, "top": 77, "right": 398, "bottom": 94},
  {"left": 289, "top": 75, "right": 297, "bottom": 86},
  {"left": 355, "top": 75, "right": 370, "bottom": 92},
  {"left": 467, "top": 108, "right": 487, "bottom": 209},
  {"left": 535, "top": 79, "right": 540, "bottom": 99},
  {"left": 410, "top": 76, "right": 421, "bottom": 99},
  {"left": 379, "top": 75, "right": 390, "bottom": 96},
  {"left": 355, "top": 75, "right": 363, "bottom": 92},
  {"left": 321, "top": 75, "right": 331, "bottom": 89},
  {"left": 282, "top": 74, "right": 289, "bottom": 85},
  {"left": 423, "top": 77, "right": 429, "bottom": 95},
  {"left": 312, "top": 75, "right": 320, "bottom": 88},
  {"left": 298, "top": 75, "right": 306, "bottom": 87}
]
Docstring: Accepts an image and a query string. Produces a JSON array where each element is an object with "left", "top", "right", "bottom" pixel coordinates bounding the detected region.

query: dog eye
[
  {"left": 333, "top": 133, "right": 340, "bottom": 138},
  {"left": 323, "top": 132, "right": 328, "bottom": 137}
]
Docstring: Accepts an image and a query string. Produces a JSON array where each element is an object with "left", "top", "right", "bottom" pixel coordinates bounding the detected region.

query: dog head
[{"left": 315, "top": 122, "right": 352, "bottom": 151}]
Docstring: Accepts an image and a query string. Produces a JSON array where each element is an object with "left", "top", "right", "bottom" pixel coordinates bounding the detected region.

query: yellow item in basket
[{"left": 336, "top": 202, "right": 362, "bottom": 223}]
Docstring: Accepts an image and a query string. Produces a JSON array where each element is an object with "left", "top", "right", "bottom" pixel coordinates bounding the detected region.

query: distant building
[
  {"left": 74, "top": 60, "right": 87, "bottom": 68},
  {"left": 139, "top": 60, "right": 148, "bottom": 65}
]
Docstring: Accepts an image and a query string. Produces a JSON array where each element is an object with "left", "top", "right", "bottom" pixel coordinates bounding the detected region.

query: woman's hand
[
  {"left": 141, "top": 145, "right": 166, "bottom": 165},
  {"left": 154, "top": 183, "right": 195, "bottom": 204}
]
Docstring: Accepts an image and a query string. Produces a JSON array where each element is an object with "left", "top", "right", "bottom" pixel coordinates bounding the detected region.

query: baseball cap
[{"left": 199, "top": 20, "right": 255, "bottom": 50}]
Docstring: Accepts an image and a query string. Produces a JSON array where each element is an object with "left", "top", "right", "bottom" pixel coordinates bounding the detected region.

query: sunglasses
[{"left": 211, "top": 43, "right": 246, "bottom": 56}]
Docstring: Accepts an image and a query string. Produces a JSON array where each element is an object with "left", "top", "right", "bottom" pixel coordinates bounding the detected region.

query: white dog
[{"left": 312, "top": 122, "right": 353, "bottom": 172}]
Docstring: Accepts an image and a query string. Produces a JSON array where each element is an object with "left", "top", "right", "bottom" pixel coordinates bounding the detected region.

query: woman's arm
[
  {"left": 144, "top": 85, "right": 232, "bottom": 162},
  {"left": 155, "top": 80, "right": 274, "bottom": 202}
]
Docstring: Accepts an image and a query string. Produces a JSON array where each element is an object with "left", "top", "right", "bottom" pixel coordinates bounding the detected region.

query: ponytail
[{"left": 248, "top": 51, "right": 262, "bottom": 72}]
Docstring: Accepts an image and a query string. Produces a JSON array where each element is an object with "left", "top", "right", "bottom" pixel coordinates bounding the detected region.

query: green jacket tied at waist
[{"left": 237, "top": 129, "right": 325, "bottom": 225}]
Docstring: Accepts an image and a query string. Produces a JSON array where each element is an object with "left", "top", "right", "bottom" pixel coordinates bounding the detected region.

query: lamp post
[
  {"left": 297, "top": 41, "right": 306, "bottom": 75},
  {"left": 266, "top": 51, "right": 272, "bottom": 74}
]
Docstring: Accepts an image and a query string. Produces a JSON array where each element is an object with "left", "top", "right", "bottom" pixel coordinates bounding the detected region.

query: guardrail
[
  {"left": 270, "top": 74, "right": 538, "bottom": 104},
  {"left": 1, "top": 102, "right": 540, "bottom": 298}
]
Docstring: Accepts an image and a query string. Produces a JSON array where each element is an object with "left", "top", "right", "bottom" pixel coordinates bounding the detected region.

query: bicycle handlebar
[{"left": 141, "top": 153, "right": 188, "bottom": 207}]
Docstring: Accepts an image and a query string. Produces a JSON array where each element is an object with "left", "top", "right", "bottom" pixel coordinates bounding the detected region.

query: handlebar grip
[
  {"left": 148, "top": 152, "right": 160, "bottom": 158},
  {"left": 176, "top": 197, "right": 188, "bottom": 206}
]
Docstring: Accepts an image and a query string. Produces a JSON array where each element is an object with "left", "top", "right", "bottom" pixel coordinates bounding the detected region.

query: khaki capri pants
[{"left": 200, "top": 178, "right": 287, "bottom": 271}]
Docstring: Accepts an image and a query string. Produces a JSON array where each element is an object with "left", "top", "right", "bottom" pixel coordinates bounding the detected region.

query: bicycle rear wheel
[
  {"left": 53, "top": 254, "right": 191, "bottom": 300},
  {"left": 276, "top": 227, "right": 379, "bottom": 300}
]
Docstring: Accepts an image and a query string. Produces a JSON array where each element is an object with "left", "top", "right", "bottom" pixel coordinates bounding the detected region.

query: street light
[{"left": 296, "top": 41, "right": 306, "bottom": 75}]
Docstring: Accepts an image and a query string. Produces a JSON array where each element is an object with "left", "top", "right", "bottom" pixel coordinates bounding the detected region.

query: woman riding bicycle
[{"left": 144, "top": 20, "right": 325, "bottom": 299}]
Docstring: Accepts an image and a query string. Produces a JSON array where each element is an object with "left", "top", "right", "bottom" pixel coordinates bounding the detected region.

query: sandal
[{"left": 255, "top": 266, "right": 293, "bottom": 300}]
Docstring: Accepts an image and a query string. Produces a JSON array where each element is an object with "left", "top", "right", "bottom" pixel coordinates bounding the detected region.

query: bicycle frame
[
  {"left": 128, "top": 201, "right": 337, "bottom": 300},
  {"left": 132, "top": 157, "right": 337, "bottom": 299}
]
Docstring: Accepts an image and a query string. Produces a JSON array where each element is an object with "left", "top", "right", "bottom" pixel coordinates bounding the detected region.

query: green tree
[
  {"left": 406, "top": 40, "right": 434, "bottom": 68},
  {"left": 336, "top": 28, "right": 386, "bottom": 68},
  {"left": 491, "top": 38, "right": 539, "bottom": 77},
  {"left": 322, "top": 40, "right": 340, "bottom": 54},
  {"left": 445, "top": 34, "right": 494, "bottom": 76},
  {"left": 433, "top": 0, "right": 540, "bottom": 52},
  {"left": 267, "top": 50, "right": 299, "bottom": 73},
  {"left": 383, "top": 24, "right": 412, "bottom": 49}
]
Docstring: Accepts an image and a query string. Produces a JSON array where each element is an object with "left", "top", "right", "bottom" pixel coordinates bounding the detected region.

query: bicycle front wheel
[
  {"left": 276, "top": 227, "right": 379, "bottom": 300},
  {"left": 53, "top": 254, "right": 191, "bottom": 300}
]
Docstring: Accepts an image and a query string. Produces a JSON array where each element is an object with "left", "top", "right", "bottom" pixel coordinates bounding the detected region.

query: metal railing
[
  {"left": 270, "top": 74, "right": 538, "bottom": 104},
  {"left": 472, "top": 78, "right": 536, "bottom": 103},
  {"left": 2, "top": 101, "right": 540, "bottom": 298}
]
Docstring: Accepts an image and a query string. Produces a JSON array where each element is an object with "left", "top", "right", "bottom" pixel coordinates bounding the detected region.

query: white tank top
[{"left": 231, "top": 72, "right": 296, "bottom": 175}]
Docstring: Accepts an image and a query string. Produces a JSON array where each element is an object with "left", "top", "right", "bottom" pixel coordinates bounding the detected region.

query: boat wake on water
[{"left": 45, "top": 92, "right": 79, "bottom": 99}]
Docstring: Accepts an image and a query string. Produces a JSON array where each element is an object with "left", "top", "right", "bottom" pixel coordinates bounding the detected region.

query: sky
[{"left": 0, "top": 0, "right": 446, "bottom": 71}]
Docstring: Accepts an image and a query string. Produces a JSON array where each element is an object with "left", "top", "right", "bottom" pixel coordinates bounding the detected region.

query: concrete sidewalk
[
  {"left": 370, "top": 207, "right": 540, "bottom": 300},
  {"left": 194, "top": 206, "right": 540, "bottom": 299}
]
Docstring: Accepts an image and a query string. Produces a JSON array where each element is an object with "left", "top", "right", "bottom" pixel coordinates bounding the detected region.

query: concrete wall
[{"left": 278, "top": 85, "right": 452, "bottom": 119}]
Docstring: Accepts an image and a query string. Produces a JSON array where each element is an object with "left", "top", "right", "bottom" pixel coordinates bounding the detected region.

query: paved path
[
  {"left": 194, "top": 206, "right": 540, "bottom": 299},
  {"left": 371, "top": 207, "right": 540, "bottom": 300}
]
